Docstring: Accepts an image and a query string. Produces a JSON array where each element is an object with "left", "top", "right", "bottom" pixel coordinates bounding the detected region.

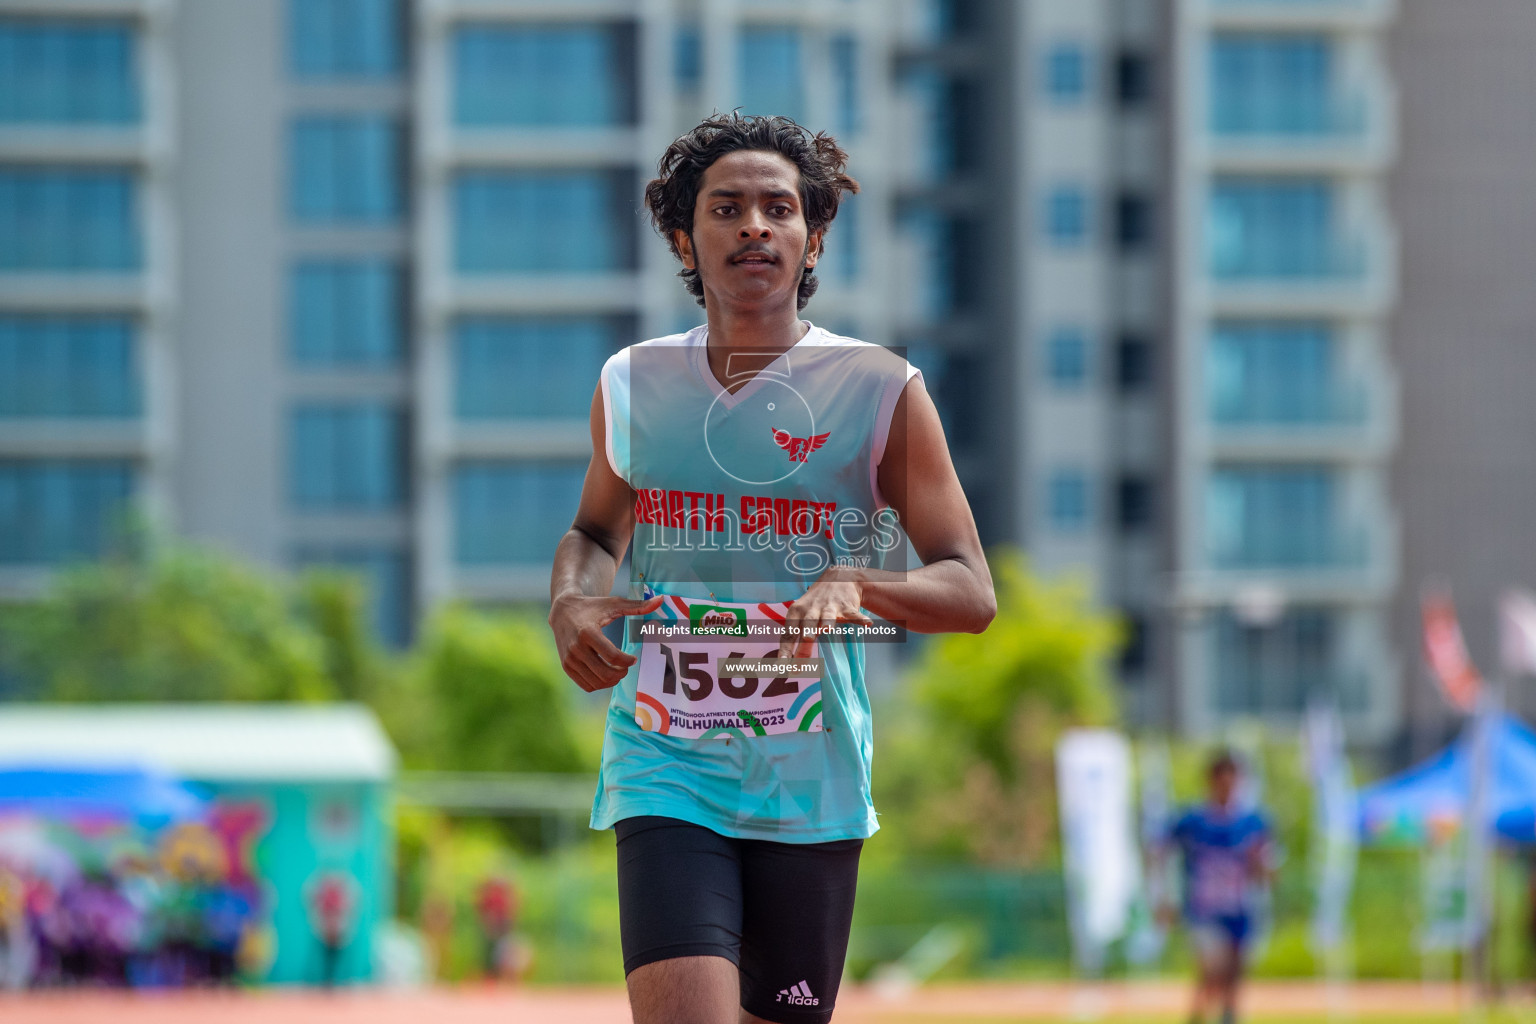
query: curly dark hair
[{"left": 644, "top": 113, "right": 860, "bottom": 311}]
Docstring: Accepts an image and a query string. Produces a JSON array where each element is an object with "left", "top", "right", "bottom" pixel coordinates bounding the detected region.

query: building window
[
  {"left": 1044, "top": 185, "right": 1089, "bottom": 247},
  {"left": 453, "top": 23, "right": 636, "bottom": 127},
  {"left": 453, "top": 169, "right": 633, "bottom": 274},
  {"left": 1209, "top": 320, "right": 1338, "bottom": 424},
  {"left": 290, "top": 0, "right": 402, "bottom": 79},
  {"left": 1210, "top": 34, "right": 1331, "bottom": 136},
  {"left": 289, "top": 403, "right": 406, "bottom": 511},
  {"left": 1047, "top": 469, "right": 1091, "bottom": 532},
  {"left": 453, "top": 460, "right": 585, "bottom": 565},
  {"left": 290, "top": 116, "right": 403, "bottom": 224},
  {"left": 1115, "top": 51, "right": 1153, "bottom": 108},
  {"left": 1116, "top": 333, "right": 1153, "bottom": 392},
  {"left": 0, "top": 459, "right": 134, "bottom": 564},
  {"left": 1209, "top": 177, "right": 1336, "bottom": 279},
  {"left": 455, "top": 318, "right": 619, "bottom": 420},
  {"left": 832, "top": 34, "right": 861, "bottom": 136},
  {"left": 1116, "top": 476, "right": 1154, "bottom": 532},
  {"left": 674, "top": 25, "right": 702, "bottom": 90},
  {"left": 293, "top": 545, "right": 411, "bottom": 647},
  {"left": 828, "top": 194, "right": 859, "bottom": 282},
  {"left": 739, "top": 28, "right": 804, "bottom": 124},
  {"left": 1046, "top": 327, "right": 1088, "bottom": 388},
  {"left": 1117, "top": 610, "right": 1149, "bottom": 673},
  {"left": 898, "top": 208, "right": 957, "bottom": 320},
  {"left": 1207, "top": 465, "right": 1336, "bottom": 568},
  {"left": 0, "top": 166, "right": 139, "bottom": 271},
  {"left": 0, "top": 19, "right": 139, "bottom": 123},
  {"left": 0, "top": 316, "right": 139, "bottom": 417},
  {"left": 290, "top": 260, "right": 404, "bottom": 367},
  {"left": 1213, "top": 606, "right": 1345, "bottom": 713},
  {"left": 898, "top": 68, "right": 957, "bottom": 182},
  {"left": 1115, "top": 192, "right": 1153, "bottom": 251},
  {"left": 1043, "top": 43, "right": 1089, "bottom": 103}
]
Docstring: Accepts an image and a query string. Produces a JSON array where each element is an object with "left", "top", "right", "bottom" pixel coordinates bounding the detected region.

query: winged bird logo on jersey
[{"left": 772, "top": 428, "right": 830, "bottom": 463}]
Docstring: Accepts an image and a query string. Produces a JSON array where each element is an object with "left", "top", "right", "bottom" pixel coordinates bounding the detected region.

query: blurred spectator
[
  {"left": 474, "top": 874, "right": 528, "bottom": 982},
  {"left": 1157, "top": 751, "right": 1275, "bottom": 1024},
  {"left": 307, "top": 871, "right": 356, "bottom": 988}
]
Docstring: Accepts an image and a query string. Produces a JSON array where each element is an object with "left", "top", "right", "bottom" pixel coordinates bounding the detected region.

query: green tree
[
  {"left": 410, "top": 605, "right": 583, "bottom": 774},
  {"left": 294, "top": 568, "right": 392, "bottom": 703},
  {"left": 1, "top": 546, "right": 334, "bottom": 703},
  {"left": 875, "top": 550, "right": 1122, "bottom": 866}
]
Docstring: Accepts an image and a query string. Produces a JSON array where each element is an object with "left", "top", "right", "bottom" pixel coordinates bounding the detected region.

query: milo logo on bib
[{"left": 690, "top": 603, "right": 746, "bottom": 635}]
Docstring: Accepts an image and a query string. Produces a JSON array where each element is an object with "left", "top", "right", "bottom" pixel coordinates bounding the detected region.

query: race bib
[{"left": 634, "top": 595, "right": 825, "bottom": 739}]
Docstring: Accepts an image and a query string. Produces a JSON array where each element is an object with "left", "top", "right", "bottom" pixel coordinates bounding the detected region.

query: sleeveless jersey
[{"left": 590, "top": 322, "right": 919, "bottom": 842}]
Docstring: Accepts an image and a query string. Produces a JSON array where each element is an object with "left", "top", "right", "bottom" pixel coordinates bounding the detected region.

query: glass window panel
[
  {"left": 1045, "top": 185, "right": 1088, "bottom": 245},
  {"left": 454, "top": 317, "right": 617, "bottom": 419},
  {"left": 1044, "top": 43, "right": 1088, "bottom": 102},
  {"left": 453, "top": 23, "right": 633, "bottom": 127},
  {"left": 1210, "top": 34, "right": 1331, "bottom": 135},
  {"left": 1048, "top": 468, "right": 1091, "bottom": 531},
  {"left": 826, "top": 194, "right": 858, "bottom": 283},
  {"left": 0, "top": 166, "right": 139, "bottom": 271},
  {"left": 1206, "top": 464, "right": 1334, "bottom": 567},
  {"left": 1209, "top": 320, "right": 1334, "bottom": 423},
  {"left": 1213, "top": 606, "right": 1338, "bottom": 713},
  {"left": 674, "top": 25, "right": 702, "bottom": 89},
  {"left": 1046, "top": 327, "right": 1088, "bottom": 387},
  {"left": 290, "top": 0, "right": 402, "bottom": 79},
  {"left": 739, "top": 28, "right": 804, "bottom": 124},
  {"left": 290, "top": 259, "right": 403, "bottom": 366},
  {"left": 0, "top": 459, "right": 134, "bottom": 564},
  {"left": 453, "top": 169, "right": 631, "bottom": 273},
  {"left": 831, "top": 34, "right": 860, "bottom": 136},
  {"left": 897, "top": 208, "right": 955, "bottom": 320},
  {"left": 290, "top": 116, "right": 403, "bottom": 224},
  {"left": 289, "top": 402, "right": 406, "bottom": 510},
  {"left": 453, "top": 461, "right": 585, "bottom": 565},
  {"left": 0, "top": 315, "right": 139, "bottom": 416},
  {"left": 1208, "top": 177, "right": 1332, "bottom": 278},
  {"left": 0, "top": 19, "right": 139, "bottom": 124}
]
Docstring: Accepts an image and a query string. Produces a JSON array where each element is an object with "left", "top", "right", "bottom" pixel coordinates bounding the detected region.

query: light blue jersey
[{"left": 590, "top": 323, "right": 918, "bottom": 842}]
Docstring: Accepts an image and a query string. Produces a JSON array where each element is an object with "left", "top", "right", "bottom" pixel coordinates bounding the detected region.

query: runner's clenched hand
[
  {"left": 778, "top": 579, "right": 872, "bottom": 659},
  {"left": 550, "top": 593, "right": 663, "bottom": 692}
]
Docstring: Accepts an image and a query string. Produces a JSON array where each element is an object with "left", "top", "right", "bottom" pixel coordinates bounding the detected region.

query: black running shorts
[{"left": 615, "top": 815, "right": 864, "bottom": 1024}]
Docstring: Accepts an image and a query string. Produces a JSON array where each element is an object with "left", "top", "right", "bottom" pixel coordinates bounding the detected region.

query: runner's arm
[
  {"left": 548, "top": 385, "right": 662, "bottom": 691},
  {"left": 782, "top": 375, "right": 995, "bottom": 651}
]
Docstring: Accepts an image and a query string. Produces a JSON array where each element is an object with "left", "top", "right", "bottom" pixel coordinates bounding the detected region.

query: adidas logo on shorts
[{"left": 777, "top": 980, "right": 819, "bottom": 1006}]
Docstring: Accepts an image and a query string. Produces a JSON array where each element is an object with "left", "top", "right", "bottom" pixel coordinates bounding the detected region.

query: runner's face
[{"left": 675, "top": 149, "right": 823, "bottom": 312}]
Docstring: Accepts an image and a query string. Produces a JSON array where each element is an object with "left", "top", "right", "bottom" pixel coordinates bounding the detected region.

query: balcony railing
[
  {"left": 1209, "top": 237, "right": 1367, "bottom": 282},
  {"left": 1211, "top": 93, "right": 1369, "bottom": 141},
  {"left": 1209, "top": 379, "right": 1368, "bottom": 427},
  {"left": 1209, "top": 0, "right": 1387, "bottom": 11},
  {"left": 1213, "top": 669, "right": 1370, "bottom": 714},
  {"left": 1207, "top": 526, "right": 1370, "bottom": 571}
]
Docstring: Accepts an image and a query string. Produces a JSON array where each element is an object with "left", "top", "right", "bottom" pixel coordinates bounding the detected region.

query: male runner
[
  {"left": 1159, "top": 751, "right": 1276, "bottom": 1024},
  {"left": 549, "top": 113, "right": 995, "bottom": 1024}
]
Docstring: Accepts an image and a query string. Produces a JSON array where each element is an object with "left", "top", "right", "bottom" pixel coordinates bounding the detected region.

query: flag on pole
[
  {"left": 1422, "top": 588, "right": 1482, "bottom": 713},
  {"left": 1499, "top": 589, "right": 1536, "bottom": 678}
]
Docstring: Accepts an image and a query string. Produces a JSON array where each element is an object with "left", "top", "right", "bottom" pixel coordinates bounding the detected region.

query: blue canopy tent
[
  {"left": 1358, "top": 713, "right": 1536, "bottom": 844},
  {"left": 0, "top": 765, "right": 205, "bottom": 830}
]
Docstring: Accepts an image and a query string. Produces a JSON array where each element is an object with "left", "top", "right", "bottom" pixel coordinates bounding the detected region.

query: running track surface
[{"left": 0, "top": 981, "right": 1477, "bottom": 1024}]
